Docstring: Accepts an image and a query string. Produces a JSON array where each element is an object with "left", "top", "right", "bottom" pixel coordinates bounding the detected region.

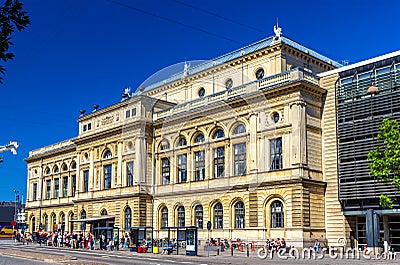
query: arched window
[
  {"left": 194, "top": 133, "right": 204, "bottom": 143},
  {"left": 124, "top": 207, "right": 132, "bottom": 230},
  {"left": 160, "top": 140, "right": 170, "bottom": 150},
  {"left": 213, "top": 129, "right": 224, "bottom": 139},
  {"left": 61, "top": 163, "right": 68, "bottom": 171},
  {"left": 81, "top": 210, "right": 87, "bottom": 231},
  {"left": 271, "top": 200, "right": 284, "bottom": 228},
  {"left": 51, "top": 213, "right": 56, "bottom": 231},
  {"left": 177, "top": 137, "right": 187, "bottom": 147},
  {"left": 69, "top": 212, "right": 74, "bottom": 232},
  {"left": 234, "top": 201, "right": 245, "bottom": 228},
  {"left": 31, "top": 216, "right": 36, "bottom": 231},
  {"left": 195, "top": 205, "right": 203, "bottom": 229},
  {"left": 101, "top": 209, "right": 108, "bottom": 216},
  {"left": 59, "top": 212, "right": 65, "bottom": 231},
  {"left": 103, "top": 149, "right": 112, "bottom": 159},
  {"left": 177, "top": 206, "right": 185, "bottom": 227},
  {"left": 161, "top": 207, "right": 168, "bottom": 228},
  {"left": 43, "top": 214, "right": 48, "bottom": 231},
  {"left": 44, "top": 167, "right": 50, "bottom": 175},
  {"left": 70, "top": 161, "right": 77, "bottom": 170},
  {"left": 214, "top": 203, "right": 223, "bottom": 229},
  {"left": 53, "top": 166, "right": 59, "bottom": 173},
  {"left": 233, "top": 124, "right": 246, "bottom": 135}
]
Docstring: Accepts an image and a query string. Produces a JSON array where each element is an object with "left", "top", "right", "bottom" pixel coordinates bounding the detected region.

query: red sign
[{"left": 11, "top": 220, "right": 16, "bottom": 227}]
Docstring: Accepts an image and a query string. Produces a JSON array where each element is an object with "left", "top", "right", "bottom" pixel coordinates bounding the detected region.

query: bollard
[
  {"left": 217, "top": 248, "right": 219, "bottom": 255},
  {"left": 247, "top": 244, "right": 249, "bottom": 257},
  {"left": 231, "top": 245, "right": 234, "bottom": 256}
]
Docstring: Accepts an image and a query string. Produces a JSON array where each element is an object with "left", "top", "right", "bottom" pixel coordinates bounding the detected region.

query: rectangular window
[
  {"left": 104, "top": 165, "right": 112, "bottom": 189},
  {"left": 131, "top": 108, "right": 136, "bottom": 116},
  {"left": 63, "top": 177, "right": 68, "bottom": 197},
  {"left": 87, "top": 123, "right": 91, "bottom": 130},
  {"left": 177, "top": 154, "right": 187, "bottom": 183},
  {"left": 125, "top": 109, "right": 130, "bottom": 118},
  {"left": 71, "top": 175, "right": 76, "bottom": 196},
  {"left": 270, "top": 137, "right": 283, "bottom": 170},
  {"left": 83, "top": 124, "right": 87, "bottom": 132},
  {"left": 161, "top": 158, "right": 170, "bottom": 185},
  {"left": 33, "top": 183, "right": 37, "bottom": 201},
  {"left": 195, "top": 151, "right": 205, "bottom": 181},
  {"left": 46, "top": 180, "right": 51, "bottom": 199},
  {"left": 54, "top": 178, "right": 59, "bottom": 198},
  {"left": 234, "top": 143, "right": 246, "bottom": 176},
  {"left": 127, "top": 161, "right": 134, "bottom": 186},
  {"left": 83, "top": 170, "right": 89, "bottom": 192},
  {"left": 214, "top": 147, "right": 225, "bottom": 178}
]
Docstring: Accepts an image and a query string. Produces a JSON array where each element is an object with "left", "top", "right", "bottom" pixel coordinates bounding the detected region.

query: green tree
[
  {"left": 368, "top": 118, "right": 400, "bottom": 208},
  {"left": 0, "top": 0, "right": 30, "bottom": 84}
]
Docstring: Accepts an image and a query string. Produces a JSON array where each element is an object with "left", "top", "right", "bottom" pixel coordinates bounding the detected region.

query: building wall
[{"left": 24, "top": 37, "right": 342, "bottom": 248}]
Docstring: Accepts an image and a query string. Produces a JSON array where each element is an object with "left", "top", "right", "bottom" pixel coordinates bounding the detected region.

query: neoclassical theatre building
[{"left": 25, "top": 27, "right": 360, "bottom": 248}]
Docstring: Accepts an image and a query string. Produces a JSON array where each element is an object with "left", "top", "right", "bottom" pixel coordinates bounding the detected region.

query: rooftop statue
[{"left": 273, "top": 20, "right": 282, "bottom": 40}]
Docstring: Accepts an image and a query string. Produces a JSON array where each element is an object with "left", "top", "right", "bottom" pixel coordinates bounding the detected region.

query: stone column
[
  {"left": 225, "top": 142, "right": 230, "bottom": 177},
  {"left": 136, "top": 136, "right": 146, "bottom": 183},
  {"left": 170, "top": 153, "right": 176, "bottom": 184},
  {"left": 289, "top": 100, "right": 307, "bottom": 166},
  {"left": 117, "top": 141, "right": 123, "bottom": 187},
  {"left": 89, "top": 148, "right": 95, "bottom": 191},
  {"left": 249, "top": 113, "right": 258, "bottom": 172},
  {"left": 75, "top": 154, "right": 80, "bottom": 197},
  {"left": 205, "top": 144, "right": 210, "bottom": 179}
]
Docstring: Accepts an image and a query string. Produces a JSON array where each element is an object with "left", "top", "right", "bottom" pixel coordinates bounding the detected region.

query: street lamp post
[{"left": 13, "top": 189, "right": 19, "bottom": 242}]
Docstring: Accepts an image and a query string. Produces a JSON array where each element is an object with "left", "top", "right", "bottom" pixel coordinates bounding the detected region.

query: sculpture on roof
[
  {"left": 273, "top": 19, "right": 282, "bottom": 40},
  {"left": 182, "top": 61, "right": 190, "bottom": 77}
]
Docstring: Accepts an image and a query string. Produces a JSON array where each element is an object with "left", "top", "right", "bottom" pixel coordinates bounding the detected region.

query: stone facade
[{"left": 25, "top": 33, "right": 343, "bottom": 248}]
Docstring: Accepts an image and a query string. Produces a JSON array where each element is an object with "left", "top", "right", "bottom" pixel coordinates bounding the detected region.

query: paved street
[{"left": 0, "top": 240, "right": 400, "bottom": 265}]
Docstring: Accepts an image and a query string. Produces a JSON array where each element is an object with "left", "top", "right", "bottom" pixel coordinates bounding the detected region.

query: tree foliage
[
  {"left": 368, "top": 118, "right": 400, "bottom": 208},
  {"left": 0, "top": 0, "right": 30, "bottom": 84}
]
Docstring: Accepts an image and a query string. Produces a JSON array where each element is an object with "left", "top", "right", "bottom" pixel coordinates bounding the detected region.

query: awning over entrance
[{"left": 70, "top": 216, "right": 115, "bottom": 222}]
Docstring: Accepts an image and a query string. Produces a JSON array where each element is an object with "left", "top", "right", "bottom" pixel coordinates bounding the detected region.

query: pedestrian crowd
[{"left": 14, "top": 230, "right": 132, "bottom": 252}]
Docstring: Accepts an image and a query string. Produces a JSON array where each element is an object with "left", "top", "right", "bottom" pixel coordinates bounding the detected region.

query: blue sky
[{"left": 0, "top": 0, "right": 399, "bottom": 202}]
